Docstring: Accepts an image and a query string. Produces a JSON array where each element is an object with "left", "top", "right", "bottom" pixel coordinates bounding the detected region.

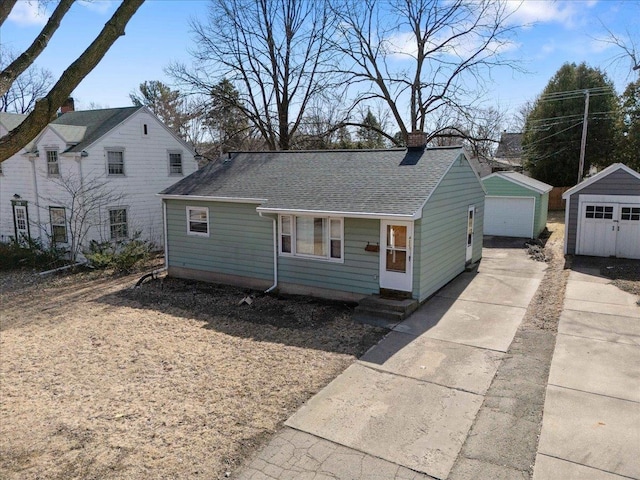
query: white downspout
[
  {"left": 30, "top": 157, "right": 42, "bottom": 240},
  {"left": 260, "top": 212, "right": 278, "bottom": 293},
  {"left": 163, "top": 199, "right": 169, "bottom": 270}
]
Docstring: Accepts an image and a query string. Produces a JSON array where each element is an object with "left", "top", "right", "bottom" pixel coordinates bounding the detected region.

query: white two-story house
[{"left": 0, "top": 102, "right": 197, "bottom": 257}]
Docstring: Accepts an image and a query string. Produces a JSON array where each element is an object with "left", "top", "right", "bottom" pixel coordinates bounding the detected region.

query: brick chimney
[
  {"left": 61, "top": 97, "right": 75, "bottom": 114},
  {"left": 406, "top": 130, "right": 426, "bottom": 150}
]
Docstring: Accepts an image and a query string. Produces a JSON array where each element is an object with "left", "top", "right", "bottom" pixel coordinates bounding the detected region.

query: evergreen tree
[
  {"left": 356, "top": 110, "right": 386, "bottom": 149},
  {"left": 617, "top": 79, "right": 640, "bottom": 171},
  {"left": 522, "top": 63, "right": 619, "bottom": 186},
  {"left": 207, "top": 79, "right": 250, "bottom": 153}
]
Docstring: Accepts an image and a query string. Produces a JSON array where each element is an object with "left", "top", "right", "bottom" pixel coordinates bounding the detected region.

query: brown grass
[{"left": 0, "top": 270, "right": 385, "bottom": 479}]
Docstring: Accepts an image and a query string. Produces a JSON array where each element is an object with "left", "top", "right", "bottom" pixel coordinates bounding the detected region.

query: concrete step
[
  {"left": 353, "top": 294, "right": 419, "bottom": 328},
  {"left": 357, "top": 295, "right": 419, "bottom": 313}
]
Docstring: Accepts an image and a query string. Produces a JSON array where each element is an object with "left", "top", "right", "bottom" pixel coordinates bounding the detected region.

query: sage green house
[
  {"left": 482, "top": 171, "right": 552, "bottom": 239},
  {"left": 160, "top": 145, "right": 484, "bottom": 303}
]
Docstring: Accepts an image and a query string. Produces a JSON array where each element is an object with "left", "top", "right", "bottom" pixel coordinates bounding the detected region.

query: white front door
[
  {"left": 13, "top": 205, "right": 29, "bottom": 242},
  {"left": 578, "top": 203, "right": 617, "bottom": 257},
  {"left": 466, "top": 205, "right": 475, "bottom": 263},
  {"left": 380, "top": 221, "right": 413, "bottom": 292},
  {"left": 616, "top": 204, "right": 640, "bottom": 259}
]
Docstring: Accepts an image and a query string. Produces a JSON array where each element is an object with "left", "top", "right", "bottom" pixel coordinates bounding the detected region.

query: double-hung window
[
  {"left": 169, "top": 152, "right": 183, "bottom": 175},
  {"left": 107, "top": 150, "right": 125, "bottom": 175},
  {"left": 49, "top": 207, "right": 67, "bottom": 243},
  {"left": 187, "top": 206, "right": 209, "bottom": 236},
  {"left": 279, "top": 215, "right": 343, "bottom": 261},
  {"left": 109, "top": 208, "right": 128, "bottom": 240},
  {"left": 47, "top": 150, "right": 60, "bottom": 176}
]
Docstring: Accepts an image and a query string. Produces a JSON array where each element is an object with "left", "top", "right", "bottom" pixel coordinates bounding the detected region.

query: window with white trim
[
  {"left": 169, "top": 152, "right": 183, "bottom": 175},
  {"left": 279, "top": 215, "right": 343, "bottom": 261},
  {"left": 187, "top": 206, "right": 209, "bottom": 236},
  {"left": 47, "top": 150, "right": 60, "bottom": 176},
  {"left": 49, "top": 207, "right": 67, "bottom": 243},
  {"left": 107, "top": 150, "right": 125, "bottom": 175},
  {"left": 109, "top": 208, "right": 128, "bottom": 240}
]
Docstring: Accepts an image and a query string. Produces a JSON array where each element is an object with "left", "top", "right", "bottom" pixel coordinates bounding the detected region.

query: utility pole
[{"left": 577, "top": 90, "right": 590, "bottom": 183}]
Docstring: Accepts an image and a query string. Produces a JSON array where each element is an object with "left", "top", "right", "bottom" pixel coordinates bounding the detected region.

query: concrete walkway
[
  {"left": 236, "top": 245, "right": 546, "bottom": 479},
  {"left": 533, "top": 267, "right": 640, "bottom": 480}
]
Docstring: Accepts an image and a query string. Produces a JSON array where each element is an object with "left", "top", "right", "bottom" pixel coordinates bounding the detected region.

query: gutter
[
  {"left": 259, "top": 212, "right": 278, "bottom": 293},
  {"left": 162, "top": 199, "right": 169, "bottom": 270}
]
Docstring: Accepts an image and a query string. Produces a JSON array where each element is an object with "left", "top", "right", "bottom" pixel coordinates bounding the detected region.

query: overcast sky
[{"left": 3, "top": 0, "right": 639, "bottom": 119}]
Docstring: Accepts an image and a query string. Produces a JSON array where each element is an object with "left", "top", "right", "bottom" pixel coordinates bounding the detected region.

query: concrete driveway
[
  {"left": 237, "top": 244, "right": 546, "bottom": 479},
  {"left": 534, "top": 266, "right": 640, "bottom": 480}
]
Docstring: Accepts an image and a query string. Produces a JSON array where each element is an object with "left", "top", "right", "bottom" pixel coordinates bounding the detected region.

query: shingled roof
[
  {"left": 45, "top": 106, "right": 142, "bottom": 152},
  {"left": 161, "top": 147, "right": 467, "bottom": 218}
]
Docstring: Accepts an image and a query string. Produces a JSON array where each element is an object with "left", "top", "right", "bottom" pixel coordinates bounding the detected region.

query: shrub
[
  {"left": 84, "top": 233, "right": 154, "bottom": 273},
  {"left": 0, "top": 237, "right": 67, "bottom": 271}
]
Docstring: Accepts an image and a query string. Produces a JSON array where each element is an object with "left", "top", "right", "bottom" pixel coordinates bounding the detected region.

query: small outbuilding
[
  {"left": 160, "top": 144, "right": 485, "bottom": 303},
  {"left": 563, "top": 163, "right": 640, "bottom": 259},
  {"left": 482, "top": 171, "right": 552, "bottom": 238}
]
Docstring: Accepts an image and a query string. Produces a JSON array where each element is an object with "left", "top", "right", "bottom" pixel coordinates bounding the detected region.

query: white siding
[{"left": 0, "top": 109, "right": 197, "bottom": 251}]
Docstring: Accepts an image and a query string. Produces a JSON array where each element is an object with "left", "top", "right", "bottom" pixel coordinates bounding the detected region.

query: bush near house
[
  {"left": 84, "top": 234, "right": 155, "bottom": 273},
  {"left": 0, "top": 238, "right": 66, "bottom": 271}
]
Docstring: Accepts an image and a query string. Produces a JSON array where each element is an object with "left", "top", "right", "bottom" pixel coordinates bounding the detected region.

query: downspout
[
  {"left": 162, "top": 199, "right": 169, "bottom": 271},
  {"left": 30, "top": 157, "right": 42, "bottom": 240},
  {"left": 259, "top": 212, "right": 278, "bottom": 293}
]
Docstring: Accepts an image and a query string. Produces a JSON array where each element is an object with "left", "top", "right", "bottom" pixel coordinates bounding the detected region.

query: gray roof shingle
[{"left": 161, "top": 147, "right": 466, "bottom": 217}]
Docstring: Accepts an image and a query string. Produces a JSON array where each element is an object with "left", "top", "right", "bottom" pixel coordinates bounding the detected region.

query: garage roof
[
  {"left": 482, "top": 171, "right": 552, "bottom": 194},
  {"left": 562, "top": 163, "right": 640, "bottom": 199}
]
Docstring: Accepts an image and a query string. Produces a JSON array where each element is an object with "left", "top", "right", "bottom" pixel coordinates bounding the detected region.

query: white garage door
[
  {"left": 484, "top": 196, "right": 535, "bottom": 238},
  {"left": 578, "top": 202, "right": 640, "bottom": 259}
]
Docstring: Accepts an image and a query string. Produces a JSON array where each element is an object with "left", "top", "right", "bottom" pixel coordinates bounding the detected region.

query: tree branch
[
  {"left": 0, "top": 0, "right": 18, "bottom": 27},
  {"left": 0, "top": 0, "right": 74, "bottom": 98},
  {"left": 0, "top": 0, "right": 145, "bottom": 162}
]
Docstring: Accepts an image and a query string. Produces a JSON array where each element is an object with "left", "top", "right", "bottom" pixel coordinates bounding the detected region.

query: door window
[{"left": 386, "top": 225, "right": 407, "bottom": 273}]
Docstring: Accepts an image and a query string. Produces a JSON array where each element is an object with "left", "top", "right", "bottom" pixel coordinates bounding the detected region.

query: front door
[
  {"left": 380, "top": 221, "right": 413, "bottom": 292},
  {"left": 466, "top": 205, "right": 475, "bottom": 263},
  {"left": 13, "top": 204, "right": 29, "bottom": 243}
]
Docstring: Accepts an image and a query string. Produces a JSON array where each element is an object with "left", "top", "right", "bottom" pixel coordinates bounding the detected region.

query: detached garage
[
  {"left": 563, "top": 163, "right": 640, "bottom": 260},
  {"left": 482, "top": 172, "right": 552, "bottom": 238}
]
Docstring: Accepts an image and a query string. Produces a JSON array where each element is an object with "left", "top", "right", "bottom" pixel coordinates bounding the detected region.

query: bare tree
[
  {"left": 170, "top": 0, "right": 341, "bottom": 150},
  {"left": 1, "top": 50, "right": 53, "bottom": 113},
  {"left": 41, "top": 173, "right": 126, "bottom": 263},
  {"left": 0, "top": 0, "right": 145, "bottom": 163},
  {"left": 332, "top": 0, "right": 519, "bottom": 145}
]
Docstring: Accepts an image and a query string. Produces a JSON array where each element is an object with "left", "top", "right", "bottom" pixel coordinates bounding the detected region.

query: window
[
  {"left": 0, "top": 162, "right": 3, "bottom": 174},
  {"left": 585, "top": 205, "right": 613, "bottom": 219},
  {"left": 109, "top": 208, "right": 128, "bottom": 240},
  {"left": 169, "top": 152, "right": 183, "bottom": 175},
  {"left": 143, "top": 124, "right": 148, "bottom": 135},
  {"left": 107, "top": 150, "right": 124, "bottom": 175},
  {"left": 621, "top": 207, "right": 640, "bottom": 221},
  {"left": 47, "top": 150, "right": 59, "bottom": 175},
  {"left": 49, "top": 207, "right": 67, "bottom": 243},
  {"left": 279, "top": 215, "right": 343, "bottom": 261},
  {"left": 187, "top": 207, "right": 209, "bottom": 236}
]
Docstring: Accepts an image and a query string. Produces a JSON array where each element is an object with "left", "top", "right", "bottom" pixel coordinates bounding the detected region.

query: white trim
[
  {"left": 157, "top": 194, "right": 266, "bottom": 204},
  {"left": 379, "top": 220, "right": 414, "bottom": 292},
  {"left": 483, "top": 171, "right": 552, "bottom": 194},
  {"left": 563, "top": 163, "right": 640, "bottom": 199},
  {"left": 186, "top": 206, "right": 210, "bottom": 237},
  {"left": 163, "top": 200, "right": 169, "bottom": 269},
  {"left": 261, "top": 207, "right": 417, "bottom": 221},
  {"left": 577, "top": 194, "right": 640, "bottom": 204},
  {"left": 564, "top": 195, "right": 570, "bottom": 255}
]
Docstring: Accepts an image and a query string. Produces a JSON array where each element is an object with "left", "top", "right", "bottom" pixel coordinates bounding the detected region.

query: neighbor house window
[
  {"left": 107, "top": 150, "right": 125, "bottom": 175},
  {"left": 169, "top": 152, "right": 183, "bottom": 175},
  {"left": 109, "top": 208, "right": 128, "bottom": 240},
  {"left": 279, "top": 215, "right": 343, "bottom": 261},
  {"left": 187, "top": 206, "right": 209, "bottom": 236},
  {"left": 49, "top": 207, "right": 67, "bottom": 243},
  {"left": 47, "top": 150, "right": 60, "bottom": 175}
]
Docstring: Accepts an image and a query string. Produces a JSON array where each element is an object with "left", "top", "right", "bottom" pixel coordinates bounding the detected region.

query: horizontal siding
[
  {"left": 566, "top": 170, "right": 640, "bottom": 254},
  {"left": 278, "top": 217, "right": 380, "bottom": 295},
  {"left": 417, "top": 157, "right": 485, "bottom": 302},
  {"left": 166, "top": 200, "right": 274, "bottom": 280}
]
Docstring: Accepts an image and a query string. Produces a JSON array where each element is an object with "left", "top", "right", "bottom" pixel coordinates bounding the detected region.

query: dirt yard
[{"left": 0, "top": 269, "right": 385, "bottom": 479}]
